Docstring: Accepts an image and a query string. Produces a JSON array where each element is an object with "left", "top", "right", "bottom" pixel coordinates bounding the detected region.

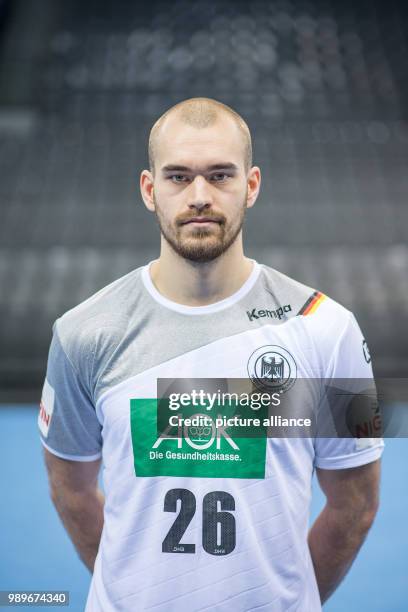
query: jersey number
[{"left": 162, "top": 488, "right": 236, "bottom": 555}]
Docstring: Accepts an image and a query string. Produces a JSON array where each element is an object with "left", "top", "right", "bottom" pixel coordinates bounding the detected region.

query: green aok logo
[
  {"left": 153, "top": 412, "right": 239, "bottom": 451},
  {"left": 130, "top": 399, "right": 267, "bottom": 479}
]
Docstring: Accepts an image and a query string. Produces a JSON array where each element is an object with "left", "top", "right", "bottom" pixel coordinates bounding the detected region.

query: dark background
[{"left": 0, "top": 0, "right": 407, "bottom": 400}]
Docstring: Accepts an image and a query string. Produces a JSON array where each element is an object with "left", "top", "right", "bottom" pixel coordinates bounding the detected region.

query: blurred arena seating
[{"left": 0, "top": 0, "right": 407, "bottom": 397}]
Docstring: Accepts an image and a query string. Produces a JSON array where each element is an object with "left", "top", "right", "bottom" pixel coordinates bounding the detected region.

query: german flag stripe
[{"left": 298, "top": 291, "right": 327, "bottom": 316}]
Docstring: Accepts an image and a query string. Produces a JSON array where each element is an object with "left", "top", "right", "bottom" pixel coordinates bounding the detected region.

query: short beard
[{"left": 153, "top": 195, "right": 247, "bottom": 263}]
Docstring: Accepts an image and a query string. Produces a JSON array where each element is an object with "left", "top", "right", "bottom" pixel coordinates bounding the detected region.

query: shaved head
[{"left": 148, "top": 97, "right": 252, "bottom": 176}]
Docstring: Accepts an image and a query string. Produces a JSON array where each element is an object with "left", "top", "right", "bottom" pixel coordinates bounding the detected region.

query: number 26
[{"left": 162, "top": 488, "right": 236, "bottom": 556}]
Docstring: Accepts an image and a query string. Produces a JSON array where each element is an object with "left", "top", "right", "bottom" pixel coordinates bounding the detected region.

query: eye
[
  {"left": 169, "top": 174, "right": 189, "bottom": 183},
  {"left": 210, "top": 173, "right": 229, "bottom": 182}
]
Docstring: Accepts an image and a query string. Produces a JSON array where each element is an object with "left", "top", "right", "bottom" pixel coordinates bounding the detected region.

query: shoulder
[
  {"left": 261, "top": 264, "right": 370, "bottom": 376},
  {"left": 258, "top": 263, "right": 364, "bottom": 372},
  {"left": 54, "top": 264, "right": 146, "bottom": 363},
  {"left": 265, "top": 264, "right": 370, "bottom": 378},
  {"left": 259, "top": 263, "right": 353, "bottom": 328}
]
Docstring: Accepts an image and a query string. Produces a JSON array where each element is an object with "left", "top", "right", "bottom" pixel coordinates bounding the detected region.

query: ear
[
  {"left": 140, "top": 169, "right": 155, "bottom": 212},
  {"left": 246, "top": 166, "right": 261, "bottom": 209}
]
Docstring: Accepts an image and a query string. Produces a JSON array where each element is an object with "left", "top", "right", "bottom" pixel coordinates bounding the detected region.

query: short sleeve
[
  {"left": 38, "top": 320, "right": 103, "bottom": 461},
  {"left": 314, "top": 312, "right": 384, "bottom": 469}
]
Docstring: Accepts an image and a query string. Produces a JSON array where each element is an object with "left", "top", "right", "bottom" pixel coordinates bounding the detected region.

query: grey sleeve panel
[{"left": 39, "top": 321, "right": 103, "bottom": 459}]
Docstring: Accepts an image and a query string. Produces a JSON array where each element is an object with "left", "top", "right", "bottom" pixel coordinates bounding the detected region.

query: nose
[{"left": 188, "top": 175, "right": 213, "bottom": 211}]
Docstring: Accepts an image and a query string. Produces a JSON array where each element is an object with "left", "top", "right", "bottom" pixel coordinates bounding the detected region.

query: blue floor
[{"left": 0, "top": 407, "right": 406, "bottom": 611}]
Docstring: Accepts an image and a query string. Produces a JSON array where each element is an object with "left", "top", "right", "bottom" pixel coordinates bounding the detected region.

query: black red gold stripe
[{"left": 298, "top": 291, "right": 326, "bottom": 316}]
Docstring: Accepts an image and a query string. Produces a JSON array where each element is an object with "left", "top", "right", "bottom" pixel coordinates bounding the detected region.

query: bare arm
[
  {"left": 43, "top": 447, "right": 105, "bottom": 573},
  {"left": 308, "top": 459, "right": 381, "bottom": 604}
]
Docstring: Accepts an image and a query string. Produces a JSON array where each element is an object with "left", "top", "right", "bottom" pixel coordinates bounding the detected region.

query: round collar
[{"left": 141, "top": 259, "right": 261, "bottom": 315}]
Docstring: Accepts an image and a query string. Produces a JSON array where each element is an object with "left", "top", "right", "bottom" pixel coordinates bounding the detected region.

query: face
[{"left": 141, "top": 114, "right": 260, "bottom": 263}]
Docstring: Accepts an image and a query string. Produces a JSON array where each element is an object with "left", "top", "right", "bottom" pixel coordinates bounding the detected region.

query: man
[{"left": 39, "top": 97, "right": 383, "bottom": 611}]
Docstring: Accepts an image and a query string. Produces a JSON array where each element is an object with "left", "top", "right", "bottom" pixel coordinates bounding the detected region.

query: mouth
[{"left": 180, "top": 217, "right": 222, "bottom": 226}]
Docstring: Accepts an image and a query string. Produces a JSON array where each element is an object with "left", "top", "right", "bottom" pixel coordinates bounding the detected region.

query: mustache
[{"left": 176, "top": 213, "right": 226, "bottom": 226}]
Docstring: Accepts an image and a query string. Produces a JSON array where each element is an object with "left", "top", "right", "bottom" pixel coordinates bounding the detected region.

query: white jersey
[{"left": 38, "top": 260, "right": 384, "bottom": 611}]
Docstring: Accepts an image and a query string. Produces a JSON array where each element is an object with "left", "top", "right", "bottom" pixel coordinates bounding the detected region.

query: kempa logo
[{"left": 247, "top": 304, "right": 292, "bottom": 322}]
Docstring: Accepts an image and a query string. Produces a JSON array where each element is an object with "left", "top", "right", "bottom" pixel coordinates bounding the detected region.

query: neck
[{"left": 149, "top": 237, "right": 254, "bottom": 307}]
